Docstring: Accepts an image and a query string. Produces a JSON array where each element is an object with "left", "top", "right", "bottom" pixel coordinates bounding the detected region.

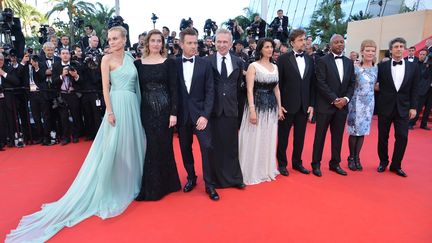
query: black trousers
[
  {"left": 210, "top": 114, "right": 243, "bottom": 188},
  {"left": 59, "top": 93, "right": 83, "bottom": 139},
  {"left": 14, "top": 93, "right": 31, "bottom": 139},
  {"left": 81, "top": 93, "right": 102, "bottom": 138},
  {"left": 378, "top": 107, "right": 409, "bottom": 170},
  {"left": 29, "top": 92, "right": 52, "bottom": 139},
  {"left": 0, "top": 98, "right": 7, "bottom": 145},
  {"left": 277, "top": 108, "right": 308, "bottom": 168},
  {"left": 410, "top": 87, "right": 432, "bottom": 127},
  {"left": 178, "top": 117, "right": 215, "bottom": 188},
  {"left": 311, "top": 111, "right": 347, "bottom": 168}
]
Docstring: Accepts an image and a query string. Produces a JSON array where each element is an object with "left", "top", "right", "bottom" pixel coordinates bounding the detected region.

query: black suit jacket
[
  {"left": 208, "top": 53, "right": 244, "bottom": 117},
  {"left": 417, "top": 62, "right": 432, "bottom": 96},
  {"left": 377, "top": 60, "right": 419, "bottom": 117},
  {"left": 51, "top": 62, "right": 82, "bottom": 91},
  {"left": 270, "top": 16, "right": 289, "bottom": 34},
  {"left": 277, "top": 51, "right": 316, "bottom": 114},
  {"left": 314, "top": 53, "right": 355, "bottom": 114},
  {"left": 0, "top": 65, "right": 20, "bottom": 89},
  {"left": 176, "top": 56, "right": 214, "bottom": 126}
]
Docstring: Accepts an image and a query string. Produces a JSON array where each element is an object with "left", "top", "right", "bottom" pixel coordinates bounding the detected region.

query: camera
[
  {"left": 180, "top": 18, "right": 193, "bottom": 31},
  {"left": 227, "top": 19, "right": 235, "bottom": 31},
  {"left": 203, "top": 19, "right": 218, "bottom": 37}
]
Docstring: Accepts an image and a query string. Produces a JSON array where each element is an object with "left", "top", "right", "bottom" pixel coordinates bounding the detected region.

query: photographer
[
  {"left": 1, "top": 8, "right": 25, "bottom": 58},
  {"left": 227, "top": 19, "right": 244, "bottom": 41},
  {"left": 107, "top": 16, "right": 131, "bottom": 48},
  {"left": 247, "top": 15, "right": 266, "bottom": 40},
  {"left": 52, "top": 48, "right": 83, "bottom": 145},
  {"left": 6, "top": 50, "right": 31, "bottom": 145},
  {"left": 199, "top": 36, "right": 216, "bottom": 57},
  {"left": 81, "top": 36, "right": 103, "bottom": 140},
  {"left": 269, "top": 9, "right": 289, "bottom": 43},
  {"left": 204, "top": 19, "right": 218, "bottom": 38},
  {"left": 180, "top": 18, "right": 199, "bottom": 35},
  {"left": 0, "top": 53, "right": 20, "bottom": 149}
]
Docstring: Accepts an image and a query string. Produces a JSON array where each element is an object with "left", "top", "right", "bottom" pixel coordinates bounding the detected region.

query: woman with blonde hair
[
  {"left": 134, "top": 29, "right": 181, "bottom": 201},
  {"left": 346, "top": 39, "right": 378, "bottom": 171},
  {"left": 6, "top": 26, "right": 146, "bottom": 242}
]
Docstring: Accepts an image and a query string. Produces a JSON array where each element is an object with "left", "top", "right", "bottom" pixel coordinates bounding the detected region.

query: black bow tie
[
  {"left": 334, "top": 56, "right": 343, "bottom": 59},
  {"left": 393, "top": 60, "right": 403, "bottom": 66},
  {"left": 183, "top": 58, "right": 193, "bottom": 63},
  {"left": 295, "top": 53, "right": 304, "bottom": 58},
  {"left": 46, "top": 58, "right": 53, "bottom": 61}
]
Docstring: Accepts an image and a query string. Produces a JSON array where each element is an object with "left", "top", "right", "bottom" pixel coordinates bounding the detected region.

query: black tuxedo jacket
[
  {"left": 0, "top": 65, "right": 20, "bottom": 89},
  {"left": 51, "top": 62, "right": 82, "bottom": 91},
  {"left": 270, "top": 16, "right": 288, "bottom": 32},
  {"left": 314, "top": 53, "right": 355, "bottom": 114},
  {"left": 417, "top": 63, "right": 432, "bottom": 96},
  {"left": 277, "top": 51, "right": 316, "bottom": 114},
  {"left": 377, "top": 60, "right": 419, "bottom": 117},
  {"left": 208, "top": 53, "right": 244, "bottom": 117},
  {"left": 176, "top": 56, "right": 214, "bottom": 126}
]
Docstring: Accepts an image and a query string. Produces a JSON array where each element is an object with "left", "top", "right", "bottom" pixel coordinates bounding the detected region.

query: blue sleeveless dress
[{"left": 6, "top": 53, "right": 146, "bottom": 242}]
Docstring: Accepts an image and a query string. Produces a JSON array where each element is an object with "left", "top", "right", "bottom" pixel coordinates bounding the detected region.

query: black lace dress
[{"left": 134, "top": 58, "right": 181, "bottom": 201}]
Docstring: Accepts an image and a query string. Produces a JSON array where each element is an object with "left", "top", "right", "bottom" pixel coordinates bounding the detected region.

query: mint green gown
[{"left": 6, "top": 52, "right": 146, "bottom": 243}]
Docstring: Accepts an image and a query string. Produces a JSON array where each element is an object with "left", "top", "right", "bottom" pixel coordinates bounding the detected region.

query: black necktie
[
  {"left": 393, "top": 60, "right": 403, "bottom": 66},
  {"left": 183, "top": 58, "right": 193, "bottom": 63},
  {"left": 295, "top": 53, "right": 304, "bottom": 58},
  {"left": 221, "top": 56, "right": 227, "bottom": 79},
  {"left": 334, "top": 56, "right": 343, "bottom": 59}
]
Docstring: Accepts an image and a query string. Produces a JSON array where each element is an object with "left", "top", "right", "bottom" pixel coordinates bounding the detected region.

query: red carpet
[{"left": 1, "top": 118, "right": 431, "bottom": 242}]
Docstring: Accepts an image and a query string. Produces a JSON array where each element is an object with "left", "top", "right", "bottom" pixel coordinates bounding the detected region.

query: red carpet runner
[{"left": 1, "top": 118, "right": 431, "bottom": 242}]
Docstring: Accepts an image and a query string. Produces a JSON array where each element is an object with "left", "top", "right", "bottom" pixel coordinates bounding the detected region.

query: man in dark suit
[
  {"left": 52, "top": 48, "right": 83, "bottom": 145},
  {"left": 269, "top": 9, "right": 289, "bottom": 43},
  {"left": 409, "top": 48, "right": 432, "bottom": 130},
  {"left": 276, "top": 28, "right": 315, "bottom": 176},
  {"left": 208, "top": 29, "right": 245, "bottom": 189},
  {"left": 404, "top": 46, "right": 419, "bottom": 63},
  {"left": 377, "top": 37, "right": 420, "bottom": 177},
  {"left": 0, "top": 53, "right": 20, "bottom": 149},
  {"left": 176, "top": 28, "right": 218, "bottom": 200},
  {"left": 311, "top": 34, "right": 355, "bottom": 177}
]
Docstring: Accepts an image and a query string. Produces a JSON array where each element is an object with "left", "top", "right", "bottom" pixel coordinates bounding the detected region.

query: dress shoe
[
  {"left": 312, "top": 167, "right": 322, "bottom": 177},
  {"left": 408, "top": 125, "right": 414, "bottom": 130},
  {"left": 377, "top": 165, "right": 387, "bottom": 173},
  {"left": 355, "top": 158, "right": 363, "bottom": 171},
  {"left": 347, "top": 157, "right": 357, "bottom": 171},
  {"left": 205, "top": 187, "right": 220, "bottom": 201},
  {"left": 278, "top": 166, "right": 289, "bottom": 176},
  {"left": 72, "top": 137, "right": 79, "bottom": 143},
  {"left": 61, "top": 138, "right": 70, "bottom": 146},
  {"left": 420, "top": 126, "right": 431, "bottom": 131},
  {"left": 33, "top": 138, "right": 43, "bottom": 144},
  {"left": 183, "top": 179, "right": 197, "bottom": 192},
  {"left": 234, "top": 183, "right": 246, "bottom": 189},
  {"left": 0, "top": 144, "right": 4, "bottom": 151},
  {"left": 390, "top": 168, "right": 407, "bottom": 177},
  {"left": 293, "top": 165, "right": 310, "bottom": 174},
  {"left": 329, "top": 166, "right": 348, "bottom": 176},
  {"left": 85, "top": 136, "right": 94, "bottom": 141}
]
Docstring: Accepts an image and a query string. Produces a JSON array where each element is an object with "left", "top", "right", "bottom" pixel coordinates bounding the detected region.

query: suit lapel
[
  {"left": 229, "top": 53, "right": 239, "bottom": 78},
  {"left": 304, "top": 55, "right": 311, "bottom": 79},
  {"left": 386, "top": 61, "right": 398, "bottom": 91},
  {"left": 288, "top": 52, "right": 302, "bottom": 80},
  {"left": 190, "top": 56, "right": 199, "bottom": 93},
  {"left": 399, "top": 62, "right": 411, "bottom": 91},
  {"left": 211, "top": 54, "right": 218, "bottom": 76},
  {"left": 177, "top": 57, "right": 188, "bottom": 94},
  {"left": 328, "top": 54, "right": 342, "bottom": 83},
  {"left": 342, "top": 57, "right": 350, "bottom": 84}
]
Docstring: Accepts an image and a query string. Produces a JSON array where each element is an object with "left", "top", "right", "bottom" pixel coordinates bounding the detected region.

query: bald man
[{"left": 311, "top": 34, "right": 355, "bottom": 177}]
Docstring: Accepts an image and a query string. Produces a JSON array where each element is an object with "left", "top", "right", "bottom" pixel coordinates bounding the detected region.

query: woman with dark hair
[
  {"left": 239, "top": 37, "right": 284, "bottom": 185},
  {"left": 134, "top": 29, "right": 181, "bottom": 201},
  {"left": 347, "top": 39, "right": 378, "bottom": 171}
]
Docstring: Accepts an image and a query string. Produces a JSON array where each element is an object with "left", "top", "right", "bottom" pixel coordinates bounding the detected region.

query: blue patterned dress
[{"left": 347, "top": 65, "right": 378, "bottom": 136}]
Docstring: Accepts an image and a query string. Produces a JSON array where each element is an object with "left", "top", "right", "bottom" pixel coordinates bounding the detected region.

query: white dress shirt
[
  {"left": 217, "top": 52, "right": 233, "bottom": 77},
  {"left": 182, "top": 55, "right": 195, "bottom": 93},
  {"left": 391, "top": 58, "right": 405, "bottom": 92},
  {"left": 294, "top": 51, "right": 306, "bottom": 79},
  {"left": 332, "top": 52, "right": 344, "bottom": 82}
]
